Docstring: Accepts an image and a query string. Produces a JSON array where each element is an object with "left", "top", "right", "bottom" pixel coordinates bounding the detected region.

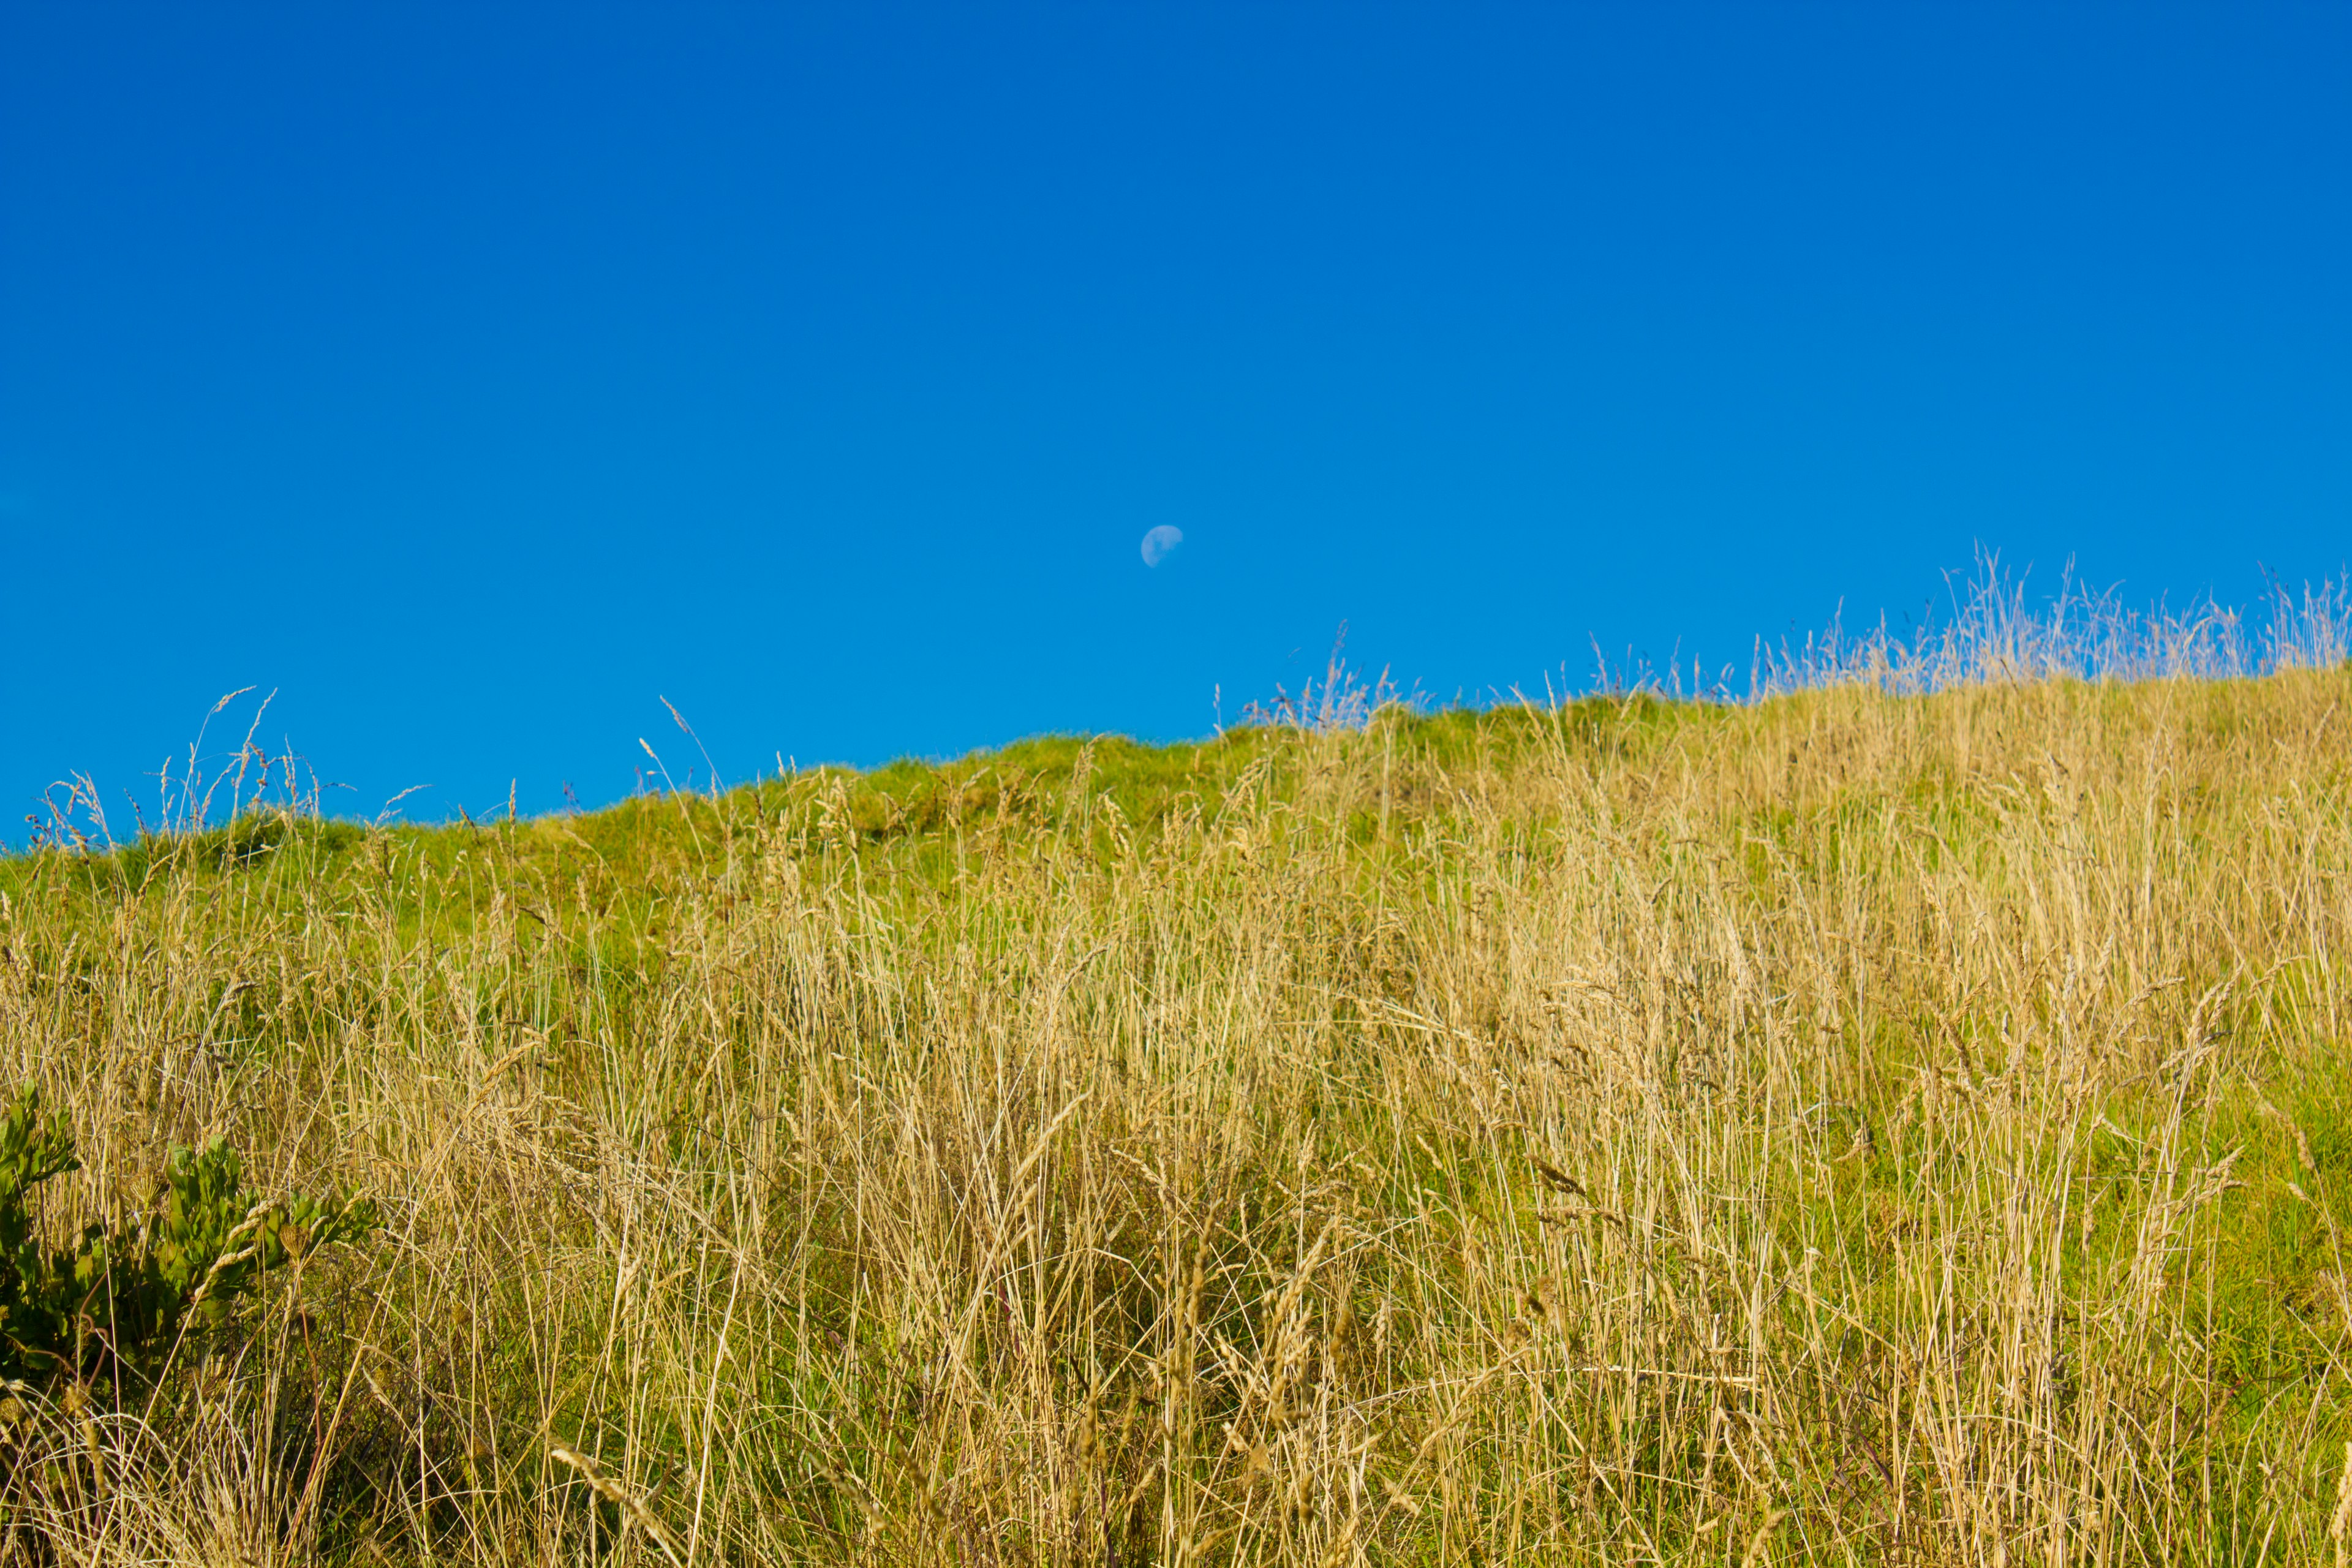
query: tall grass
[
  {"left": 1752, "top": 556, "right": 2352, "bottom": 698},
  {"left": 4, "top": 582, "right": 2352, "bottom": 1562}
]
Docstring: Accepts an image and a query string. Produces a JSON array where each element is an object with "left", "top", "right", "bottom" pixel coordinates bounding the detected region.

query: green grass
[{"left": 5, "top": 679, "right": 2352, "bottom": 1562}]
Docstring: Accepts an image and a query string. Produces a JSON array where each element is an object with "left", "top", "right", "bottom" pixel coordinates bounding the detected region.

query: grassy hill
[{"left": 4, "top": 673, "right": 2352, "bottom": 1564}]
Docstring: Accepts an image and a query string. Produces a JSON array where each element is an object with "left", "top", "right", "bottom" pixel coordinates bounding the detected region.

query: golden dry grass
[{"left": 6, "top": 671, "right": 2352, "bottom": 1564}]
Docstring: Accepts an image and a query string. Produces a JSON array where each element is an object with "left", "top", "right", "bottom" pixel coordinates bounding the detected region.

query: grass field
[{"left": 6, "top": 658, "right": 2352, "bottom": 1564}]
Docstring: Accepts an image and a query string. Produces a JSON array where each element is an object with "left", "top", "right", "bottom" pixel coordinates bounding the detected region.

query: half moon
[{"left": 1140, "top": 526, "right": 1184, "bottom": 567}]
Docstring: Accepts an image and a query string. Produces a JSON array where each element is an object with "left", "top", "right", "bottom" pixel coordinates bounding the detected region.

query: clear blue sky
[{"left": 5, "top": 7, "right": 2348, "bottom": 830}]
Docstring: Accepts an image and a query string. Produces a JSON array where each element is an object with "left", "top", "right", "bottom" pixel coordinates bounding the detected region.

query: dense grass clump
[{"left": 4, "top": 675, "right": 2352, "bottom": 1564}]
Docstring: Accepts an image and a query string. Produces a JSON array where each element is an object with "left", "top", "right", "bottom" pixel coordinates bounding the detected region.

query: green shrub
[{"left": 0, "top": 1084, "right": 374, "bottom": 1383}]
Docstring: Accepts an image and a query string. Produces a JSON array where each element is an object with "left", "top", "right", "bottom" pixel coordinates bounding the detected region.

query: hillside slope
[{"left": 4, "top": 675, "right": 2350, "bottom": 1564}]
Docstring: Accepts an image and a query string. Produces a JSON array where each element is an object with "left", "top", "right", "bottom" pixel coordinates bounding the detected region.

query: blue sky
[{"left": 4, "top": 6, "right": 2348, "bottom": 831}]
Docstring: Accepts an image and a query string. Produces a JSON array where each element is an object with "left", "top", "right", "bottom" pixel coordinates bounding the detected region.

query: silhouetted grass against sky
[{"left": 3, "top": 6, "right": 2349, "bottom": 830}]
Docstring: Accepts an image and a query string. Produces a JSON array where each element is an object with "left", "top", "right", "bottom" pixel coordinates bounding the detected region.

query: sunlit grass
[{"left": 6, "top": 668, "right": 2352, "bottom": 1564}]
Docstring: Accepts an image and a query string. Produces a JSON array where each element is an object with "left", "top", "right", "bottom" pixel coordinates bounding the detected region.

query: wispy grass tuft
[{"left": 1754, "top": 550, "right": 2352, "bottom": 697}]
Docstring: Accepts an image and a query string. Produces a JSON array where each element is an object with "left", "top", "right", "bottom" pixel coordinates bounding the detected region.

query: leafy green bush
[{"left": 0, "top": 1084, "right": 374, "bottom": 1383}]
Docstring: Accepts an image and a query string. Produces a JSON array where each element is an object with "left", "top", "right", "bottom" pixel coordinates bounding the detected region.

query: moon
[{"left": 1140, "top": 525, "right": 1184, "bottom": 567}]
